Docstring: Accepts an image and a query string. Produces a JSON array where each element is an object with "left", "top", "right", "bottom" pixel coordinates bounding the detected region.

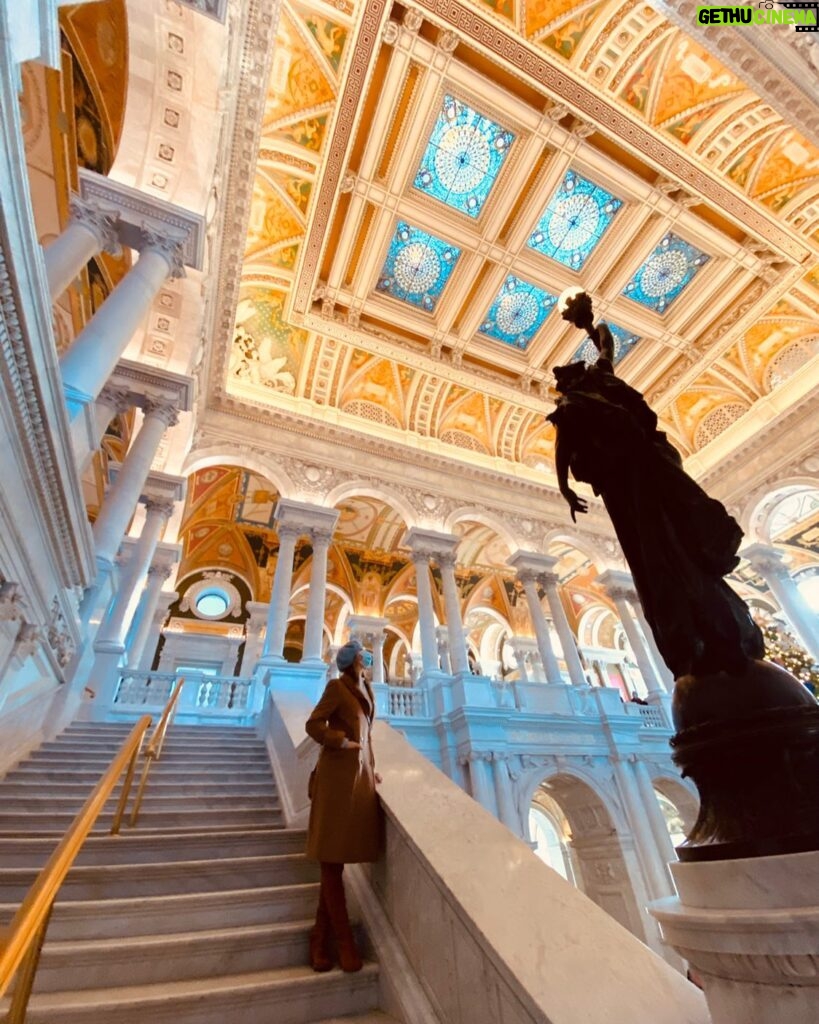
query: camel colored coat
[{"left": 305, "top": 672, "right": 381, "bottom": 864}]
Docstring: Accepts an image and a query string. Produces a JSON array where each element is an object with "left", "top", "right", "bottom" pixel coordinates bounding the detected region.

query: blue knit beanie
[{"left": 336, "top": 639, "right": 363, "bottom": 671}]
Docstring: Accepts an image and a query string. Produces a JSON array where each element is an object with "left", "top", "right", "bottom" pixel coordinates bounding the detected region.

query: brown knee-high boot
[
  {"left": 320, "top": 862, "right": 362, "bottom": 973},
  {"left": 309, "top": 888, "right": 332, "bottom": 972}
]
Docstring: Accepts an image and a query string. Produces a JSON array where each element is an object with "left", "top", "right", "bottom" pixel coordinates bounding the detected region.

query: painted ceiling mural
[{"left": 221, "top": 0, "right": 819, "bottom": 481}]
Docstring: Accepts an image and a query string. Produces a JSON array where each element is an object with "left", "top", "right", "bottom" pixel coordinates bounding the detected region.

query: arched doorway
[{"left": 528, "top": 772, "right": 647, "bottom": 942}]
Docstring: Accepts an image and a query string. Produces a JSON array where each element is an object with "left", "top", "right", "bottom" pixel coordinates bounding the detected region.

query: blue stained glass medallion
[
  {"left": 573, "top": 322, "right": 641, "bottom": 365},
  {"left": 528, "top": 170, "right": 622, "bottom": 270},
  {"left": 413, "top": 96, "right": 515, "bottom": 218},
  {"left": 479, "top": 275, "right": 557, "bottom": 350},
  {"left": 623, "top": 233, "right": 710, "bottom": 314},
  {"left": 376, "top": 222, "right": 461, "bottom": 312}
]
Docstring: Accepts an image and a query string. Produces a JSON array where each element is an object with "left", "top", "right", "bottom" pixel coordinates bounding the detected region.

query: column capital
[
  {"left": 274, "top": 498, "right": 339, "bottom": 537},
  {"left": 506, "top": 550, "right": 559, "bottom": 577},
  {"left": 143, "top": 397, "right": 180, "bottom": 429},
  {"left": 139, "top": 224, "right": 186, "bottom": 280},
  {"left": 436, "top": 551, "right": 458, "bottom": 571},
  {"left": 68, "top": 194, "right": 121, "bottom": 254},
  {"left": 597, "top": 568, "right": 637, "bottom": 603},
  {"left": 516, "top": 567, "right": 544, "bottom": 587},
  {"left": 468, "top": 750, "right": 493, "bottom": 763},
  {"left": 147, "top": 563, "right": 174, "bottom": 581},
  {"left": 308, "top": 525, "right": 335, "bottom": 547},
  {"left": 402, "top": 527, "right": 460, "bottom": 562},
  {"left": 97, "top": 383, "right": 133, "bottom": 417},
  {"left": 276, "top": 523, "right": 304, "bottom": 544},
  {"left": 143, "top": 498, "right": 176, "bottom": 521},
  {"left": 740, "top": 542, "right": 792, "bottom": 580}
]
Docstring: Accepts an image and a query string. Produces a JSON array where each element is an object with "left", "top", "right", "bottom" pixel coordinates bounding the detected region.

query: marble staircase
[{"left": 0, "top": 721, "right": 396, "bottom": 1024}]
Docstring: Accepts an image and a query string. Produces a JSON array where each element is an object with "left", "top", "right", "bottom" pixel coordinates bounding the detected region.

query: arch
[
  {"left": 542, "top": 529, "right": 609, "bottom": 573},
  {"left": 444, "top": 507, "right": 519, "bottom": 552},
  {"left": 175, "top": 564, "right": 256, "bottom": 600},
  {"left": 182, "top": 447, "right": 296, "bottom": 500},
  {"left": 742, "top": 480, "right": 819, "bottom": 544},
  {"left": 651, "top": 774, "right": 700, "bottom": 835},
  {"left": 324, "top": 482, "right": 416, "bottom": 530},
  {"left": 523, "top": 769, "right": 647, "bottom": 942}
]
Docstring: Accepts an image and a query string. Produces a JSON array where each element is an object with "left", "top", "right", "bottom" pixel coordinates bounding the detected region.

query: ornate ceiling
[{"left": 213, "top": 0, "right": 819, "bottom": 481}]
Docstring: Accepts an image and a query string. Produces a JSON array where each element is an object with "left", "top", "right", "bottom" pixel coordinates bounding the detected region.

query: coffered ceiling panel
[{"left": 215, "top": 0, "right": 819, "bottom": 484}]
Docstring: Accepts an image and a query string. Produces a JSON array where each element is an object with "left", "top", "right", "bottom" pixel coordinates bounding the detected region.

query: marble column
[
  {"left": 347, "top": 615, "right": 389, "bottom": 685},
  {"left": 410, "top": 551, "right": 439, "bottom": 675},
  {"left": 632, "top": 756, "right": 677, "bottom": 865},
  {"left": 632, "top": 600, "right": 674, "bottom": 692},
  {"left": 612, "top": 756, "right": 674, "bottom": 900},
  {"left": 92, "top": 384, "right": 133, "bottom": 450},
  {"left": 137, "top": 589, "right": 177, "bottom": 671},
  {"left": 437, "top": 552, "right": 470, "bottom": 676},
  {"left": 60, "top": 228, "right": 185, "bottom": 403},
  {"left": 518, "top": 570, "right": 563, "bottom": 684},
  {"left": 126, "top": 562, "right": 172, "bottom": 667},
  {"left": 601, "top": 573, "right": 664, "bottom": 699},
  {"left": 510, "top": 638, "right": 529, "bottom": 683},
  {"left": 92, "top": 399, "right": 179, "bottom": 566},
  {"left": 260, "top": 524, "right": 301, "bottom": 663},
  {"left": 467, "top": 751, "right": 497, "bottom": 815},
  {"left": 43, "top": 194, "right": 120, "bottom": 301},
  {"left": 542, "top": 573, "right": 587, "bottom": 687},
  {"left": 239, "top": 601, "right": 269, "bottom": 676},
  {"left": 302, "top": 527, "right": 334, "bottom": 664},
  {"left": 743, "top": 542, "right": 819, "bottom": 662},
  {"left": 492, "top": 753, "right": 521, "bottom": 835},
  {"left": 96, "top": 500, "right": 174, "bottom": 649},
  {"left": 87, "top": 499, "right": 175, "bottom": 716}
]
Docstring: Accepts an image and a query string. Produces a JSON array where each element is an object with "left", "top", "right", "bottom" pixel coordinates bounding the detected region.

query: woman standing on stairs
[{"left": 305, "top": 639, "right": 382, "bottom": 973}]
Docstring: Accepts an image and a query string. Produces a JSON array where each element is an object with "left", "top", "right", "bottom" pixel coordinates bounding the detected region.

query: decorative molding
[
  {"left": 78, "top": 168, "right": 205, "bottom": 271},
  {"left": 108, "top": 359, "right": 195, "bottom": 412}
]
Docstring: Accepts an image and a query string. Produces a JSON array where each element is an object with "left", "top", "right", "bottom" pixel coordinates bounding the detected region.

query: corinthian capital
[
  {"left": 144, "top": 498, "right": 176, "bottom": 520},
  {"left": 139, "top": 224, "right": 186, "bottom": 280},
  {"left": 143, "top": 398, "right": 180, "bottom": 429},
  {"left": 69, "top": 195, "right": 121, "bottom": 255}
]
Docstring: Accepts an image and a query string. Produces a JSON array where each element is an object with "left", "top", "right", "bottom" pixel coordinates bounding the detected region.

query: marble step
[
  {"left": 39, "top": 745, "right": 268, "bottom": 761},
  {"left": 0, "top": 780, "right": 276, "bottom": 799},
  {"left": 0, "top": 792, "right": 280, "bottom": 813},
  {"left": 0, "top": 881, "right": 319, "bottom": 939},
  {"left": 0, "top": 827, "right": 306, "bottom": 867},
  {"left": 0, "top": 806, "right": 283, "bottom": 831},
  {"left": 0, "top": 852, "right": 319, "bottom": 902},
  {"left": 2, "top": 963, "right": 380, "bottom": 1024},
  {"left": 34, "top": 920, "right": 318, "bottom": 992},
  {"left": 0, "top": 767, "right": 274, "bottom": 785},
  {"left": 23, "top": 750, "right": 271, "bottom": 766}
]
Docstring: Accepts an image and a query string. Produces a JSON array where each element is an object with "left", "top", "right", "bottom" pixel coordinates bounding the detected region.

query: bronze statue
[
  {"left": 549, "top": 289, "right": 763, "bottom": 680},
  {"left": 550, "top": 290, "right": 819, "bottom": 857}
]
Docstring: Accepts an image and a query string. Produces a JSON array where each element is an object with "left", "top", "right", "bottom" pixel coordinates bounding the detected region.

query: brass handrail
[
  {"left": 0, "top": 714, "right": 152, "bottom": 1021},
  {"left": 128, "top": 677, "right": 185, "bottom": 828}
]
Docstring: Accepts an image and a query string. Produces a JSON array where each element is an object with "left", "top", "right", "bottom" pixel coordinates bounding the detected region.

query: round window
[{"left": 195, "top": 590, "right": 229, "bottom": 618}]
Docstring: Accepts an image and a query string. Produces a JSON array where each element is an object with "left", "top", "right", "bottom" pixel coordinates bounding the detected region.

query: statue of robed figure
[{"left": 550, "top": 289, "right": 819, "bottom": 859}]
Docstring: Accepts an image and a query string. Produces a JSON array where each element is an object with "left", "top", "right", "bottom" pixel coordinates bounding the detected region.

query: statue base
[{"left": 671, "top": 659, "right": 819, "bottom": 861}]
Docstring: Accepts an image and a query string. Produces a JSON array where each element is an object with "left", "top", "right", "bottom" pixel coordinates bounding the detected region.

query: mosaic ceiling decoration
[
  {"left": 413, "top": 95, "right": 515, "bottom": 218},
  {"left": 622, "top": 234, "right": 710, "bottom": 315},
  {"left": 376, "top": 222, "right": 462, "bottom": 312},
  {"left": 479, "top": 275, "right": 557, "bottom": 349},
  {"left": 220, "top": 0, "right": 819, "bottom": 482},
  {"left": 528, "top": 170, "right": 621, "bottom": 270},
  {"left": 573, "top": 322, "right": 641, "bottom": 366}
]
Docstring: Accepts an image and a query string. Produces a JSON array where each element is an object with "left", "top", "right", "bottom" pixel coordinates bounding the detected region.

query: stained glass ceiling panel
[
  {"left": 479, "top": 274, "right": 557, "bottom": 350},
  {"left": 413, "top": 96, "right": 515, "bottom": 218},
  {"left": 528, "top": 170, "right": 622, "bottom": 270},
  {"left": 623, "top": 233, "right": 710, "bottom": 314},
  {"left": 376, "top": 222, "right": 462, "bottom": 312},
  {"left": 573, "top": 322, "right": 641, "bottom": 365}
]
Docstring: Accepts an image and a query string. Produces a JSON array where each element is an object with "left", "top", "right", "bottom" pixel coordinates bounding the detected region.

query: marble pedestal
[{"left": 651, "top": 850, "right": 819, "bottom": 1023}]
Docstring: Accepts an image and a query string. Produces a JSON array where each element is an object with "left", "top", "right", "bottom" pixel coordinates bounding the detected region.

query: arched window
[{"left": 528, "top": 804, "right": 576, "bottom": 884}]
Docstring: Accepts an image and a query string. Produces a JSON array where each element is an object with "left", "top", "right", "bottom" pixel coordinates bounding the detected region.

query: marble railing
[
  {"left": 377, "top": 684, "right": 428, "bottom": 718},
  {"left": 113, "top": 670, "right": 258, "bottom": 720},
  {"left": 361, "top": 722, "right": 708, "bottom": 1024}
]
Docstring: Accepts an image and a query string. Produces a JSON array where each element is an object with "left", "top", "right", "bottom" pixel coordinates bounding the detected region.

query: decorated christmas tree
[{"left": 761, "top": 623, "right": 819, "bottom": 689}]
